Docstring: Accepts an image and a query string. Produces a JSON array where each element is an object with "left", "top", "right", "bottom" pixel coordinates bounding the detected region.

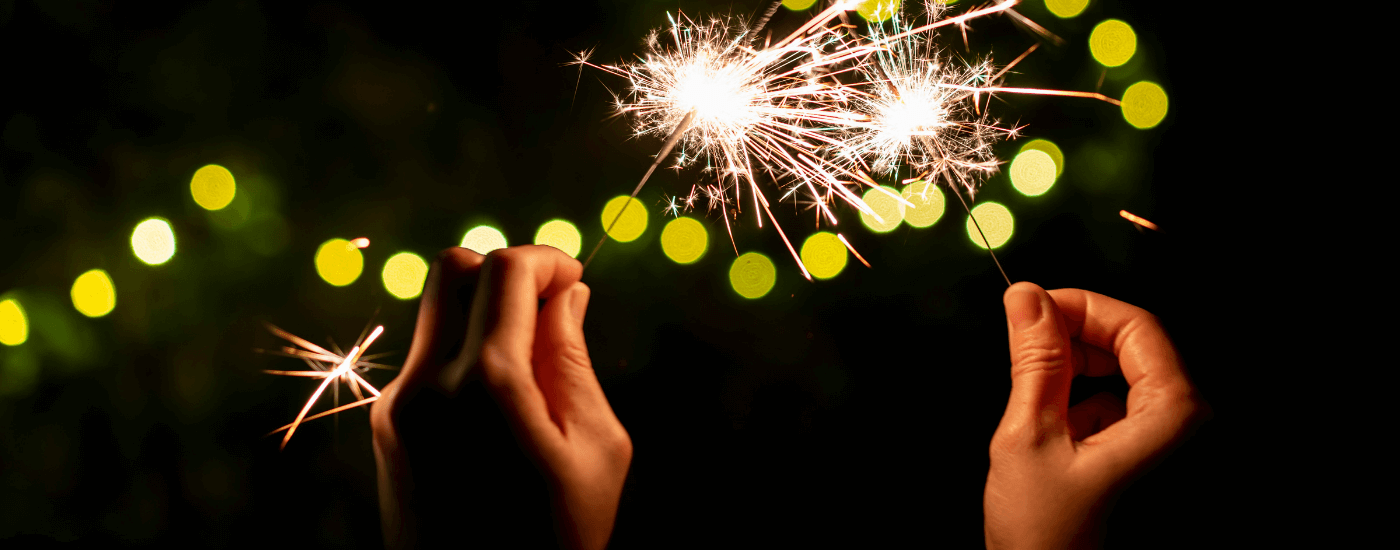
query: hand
[
  {"left": 370, "top": 246, "right": 632, "bottom": 550},
  {"left": 984, "top": 282, "right": 1208, "bottom": 549}
]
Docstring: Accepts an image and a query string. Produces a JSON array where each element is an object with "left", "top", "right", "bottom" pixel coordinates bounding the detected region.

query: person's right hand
[{"left": 984, "top": 282, "right": 1208, "bottom": 549}]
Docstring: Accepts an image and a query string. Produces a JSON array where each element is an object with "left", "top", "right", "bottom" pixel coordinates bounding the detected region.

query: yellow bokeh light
[
  {"left": 382, "top": 252, "right": 429, "bottom": 300},
  {"left": 0, "top": 298, "right": 27, "bottom": 346},
  {"left": 190, "top": 164, "right": 237, "bottom": 211},
  {"left": 1045, "top": 0, "right": 1088, "bottom": 18},
  {"left": 71, "top": 269, "right": 116, "bottom": 318},
  {"left": 729, "top": 252, "right": 776, "bottom": 299},
  {"left": 966, "top": 202, "right": 1014, "bottom": 249},
  {"left": 534, "top": 220, "right": 582, "bottom": 258},
  {"left": 800, "top": 232, "right": 847, "bottom": 280},
  {"left": 1121, "top": 81, "right": 1169, "bottom": 129},
  {"left": 461, "top": 226, "right": 508, "bottom": 255},
  {"left": 1010, "top": 150, "right": 1058, "bottom": 197},
  {"left": 901, "top": 181, "right": 945, "bottom": 228},
  {"left": 859, "top": 185, "right": 904, "bottom": 233},
  {"left": 1019, "top": 139, "right": 1064, "bottom": 177},
  {"left": 854, "top": 0, "right": 900, "bottom": 22},
  {"left": 660, "top": 217, "right": 708, "bottom": 264},
  {"left": 315, "top": 238, "right": 364, "bottom": 287},
  {"left": 600, "top": 196, "right": 648, "bottom": 243},
  {"left": 130, "top": 217, "right": 176, "bottom": 265},
  {"left": 782, "top": 0, "right": 819, "bottom": 10},
  {"left": 1089, "top": 19, "right": 1136, "bottom": 67}
]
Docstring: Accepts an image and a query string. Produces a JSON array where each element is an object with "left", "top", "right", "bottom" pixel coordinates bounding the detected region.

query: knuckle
[
  {"left": 478, "top": 341, "right": 521, "bottom": 388},
  {"left": 1011, "top": 342, "right": 1071, "bottom": 377}
]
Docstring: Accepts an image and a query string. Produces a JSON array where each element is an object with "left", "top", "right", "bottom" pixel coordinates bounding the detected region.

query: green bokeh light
[
  {"left": 966, "top": 202, "right": 1014, "bottom": 249},
  {"left": 131, "top": 217, "right": 177, "bottom": 265},
  {"left": 660, "top": 217, "right": 708, "bottom": 264},
  {"left": 1090, "top": 19, "right": 1136, "bottom": 67},
  {"left": 71, "top": 269, "right": 116, "bottom": 318},
  {"left": 800, "top": 232, "right": 847, "bottom": 280},
  {"left": 534, "top": 219, "right": 582, "bottom": 258},
  {"left": 382, "top": 252, "right": 429, "bottom": 300},
  {"left": 1121, "top": 81, "right": 1169, "bottom": 129},
  {"left": 859, "top": 185, "right": 904, "bottom": 233},
  {"left": 315, "top": 238, "right": 364, "bottom": 287},
  {"left": 729, "top": 252, "right": 776, "bottom": 299}
]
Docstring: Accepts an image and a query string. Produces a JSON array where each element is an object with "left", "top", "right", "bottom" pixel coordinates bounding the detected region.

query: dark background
[{"left": 0, "top": 0, "right": 1258, "bottom": 547}]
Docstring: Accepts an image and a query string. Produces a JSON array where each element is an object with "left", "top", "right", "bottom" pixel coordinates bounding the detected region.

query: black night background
[{"left": 1, "top": 0, "right": 1265, "bottom": 547}]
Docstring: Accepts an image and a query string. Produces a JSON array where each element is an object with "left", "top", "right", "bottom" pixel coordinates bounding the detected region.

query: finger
[
  {"left": 1067, "top": 392, "right": 1126, "bottom": 441},
  {"left": 398, "top": 248, "right": 485, "bottom": 386},
  {"left": 1046, "top": 289, "right": 1207, "bottom": 474},
  {"left": 534, "top": 282, "right": 617, "bottom": 432},
  {"left": 999, "top": 282, "right": 1075, "bottom": 444},
  {"left": 441, "top": 246, "right": 583, "bottom": 448}
]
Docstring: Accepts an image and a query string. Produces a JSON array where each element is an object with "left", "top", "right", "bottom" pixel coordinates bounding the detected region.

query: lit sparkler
[{"left": 258, "top": 322, "right": 396, "bottom": 449}]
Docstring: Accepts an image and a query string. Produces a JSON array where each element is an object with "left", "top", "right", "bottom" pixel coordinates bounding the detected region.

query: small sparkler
[{"left": 258, "top": 322, "right": 396, "bottom": 449}]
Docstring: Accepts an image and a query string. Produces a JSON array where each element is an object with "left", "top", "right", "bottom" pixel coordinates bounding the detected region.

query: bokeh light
[
  {"left": 314, "top": 238, "right": 364, "bottom": 286},
  {"left": 800, "top": 232, "right": 847, "bottom": 280},
  {"left": 966, "top": 202, "right": 1014, "bottom": 249},
  {"left": 660, "top": 217, "right": 708, "bottom": 264},
  {"left": 859, "top": 185, "right": 904, "bottom": 233},
  {"left": 1019, "top": 139, "right": 1064, "bottom": 177},
  {"left": 0, "top": 298, "right": 27, "bottom": 346},
  {"left": 1045, "top": 0, "right": 1088, "bottom": 18},
  {"left": 600, "top": 196, "right": 647, "bottom": 243},
  {"left": 1089, "top": 19, "right": 1136, "bottom": 67},
  {"left": 382, "top": 252, "right": 429, "bottom": 300},
  {"left": 190, "top": 164, "right": 237, "bottom": 211},
  {"left": 1010, "top": 150, "right": 1058, "bottom": 197},
  {"left": 130, "top": 217, "right": 176, "bottom": 265},
  {"left": 534, "top": 220, "right": 582, "bottom": 258},
  {"left": 1121, "top": 81, "right": 1169, "bottom": 129},
  {"left": 901, "top": 181, "right": 945, "bottom": 228},
  {"left": 782, "top": 0, "right": 818, "bottom": 10},
  {"left": 71, "top": 269, "right": 116, "bottom": 318},
  {"left": 461, "top": 226, "right": 508, "bottom": 254},
  {"left": 729, "top": 252, "right": 776, "bottom": 299},
  {"left": 854, "top": 0, "right": 900, "bottom": 22}
]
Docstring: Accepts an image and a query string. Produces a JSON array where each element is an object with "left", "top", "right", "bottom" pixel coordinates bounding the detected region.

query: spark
[
  {"left": 258, "top": 322, "right": 395, "bottom": 449},
  {"left": 1120, "top": 209, "right": 1162, "bottom": 232},
  {"left": 349, "top": 237, "right": 371, "bottom": 249}
]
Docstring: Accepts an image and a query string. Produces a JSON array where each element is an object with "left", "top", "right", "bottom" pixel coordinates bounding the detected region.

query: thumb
[
  {"left": 534, "top": 282, "right": 608, "bottom": 428},
  {"left": 1000, "top": 282, "right": 1075, "bottom": 443}
]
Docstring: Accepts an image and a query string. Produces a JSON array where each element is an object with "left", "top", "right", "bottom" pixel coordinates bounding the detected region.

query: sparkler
[
  {"left": 581, "top": 0, "right": 1125, "bottom": 284},
  {"left": 258, "top": 322, "right": 396, "bottom": 449}
]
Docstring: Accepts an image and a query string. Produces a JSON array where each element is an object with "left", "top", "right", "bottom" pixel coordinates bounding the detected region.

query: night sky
[{"left": 1, "top": 0, "right": 1254, "bottom": 547}]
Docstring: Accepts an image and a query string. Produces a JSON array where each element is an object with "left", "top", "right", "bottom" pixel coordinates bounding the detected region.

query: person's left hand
[{"left": 371, "top": 245, "right": 632, "bottom": 550}]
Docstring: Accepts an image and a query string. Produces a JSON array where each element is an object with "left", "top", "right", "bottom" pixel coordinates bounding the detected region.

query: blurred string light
[
  {"left": 854, "top": 0, "right": 900, "bottom": 22},
  {"left": 900, "top": 181, "right": 945, "bottom": 228},
  {"left": 859, "top": 185, "right": 905, "bottom": 233},
  {"left": 1121, "top": 81, "right": 1168, "bottom": 129},
  {"left": 1010, "top": 149, "right": 1057, "bottom": 196},
  {"left": 600, "top": 196, "right": 647, "bottom": 243},
  {"left": 782, "top": 0, "right": 818, "bottom": 11},
  {"left": 190, "top": 164, "right": 237, "bottom": 211},
  {"left": 315, "top": 238, "right": 364, "bottom": 286},
  {"left": 0, "top": 298, "right": 27, "bottom": 346},
  {"left": 729, "top": 252, "right": 776, "bottom": 299},
  {"left": 534, "top": 220, "right": 582, "bottom": 258},
  {"left": 461, "top": 225, "right": 508, "bottom": 254},
  {"left": 382, "top": 252, "right": 429, "bottom": 300},
  {"left": 660, "top": 217, "right": 708, "bottom": 264},
  {"left": 1089, "top": 19, "right": 1136, "bottom": 67},
  {"left": 800, "top": 232, "right": 847, "bottom": 279},
  {"left": 966, "top": 202, "right": 1014, "bottom": 249},
  {"left": 1018, "top": 139, "right": 1064, "bottom": 176},
  {"left": 71, "top": 269, "right": 116, "bottom": 318},
  {"left": 130, "top": 217, "right": 176, "bottom": 265},
  {"left": 1045, "top": 0, "right": 1087, "bottom": 18}
]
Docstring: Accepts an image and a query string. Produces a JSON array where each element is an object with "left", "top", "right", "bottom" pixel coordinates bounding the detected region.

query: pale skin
[{"left": 372, "top": 246, "right": 1204, "bottom": 548}]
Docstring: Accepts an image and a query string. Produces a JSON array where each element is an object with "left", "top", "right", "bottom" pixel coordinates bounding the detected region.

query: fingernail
[
  {"left": 1006, "top": 287, "right": 1042, "bottom": 331},
  {"left": 568, "top": 285, "right": 590, "bottom": 324}
]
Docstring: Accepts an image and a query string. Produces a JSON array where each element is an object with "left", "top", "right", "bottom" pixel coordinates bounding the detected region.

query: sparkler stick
[{"left": 582, "top": 109, "right": 697, "bottom": 270}]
